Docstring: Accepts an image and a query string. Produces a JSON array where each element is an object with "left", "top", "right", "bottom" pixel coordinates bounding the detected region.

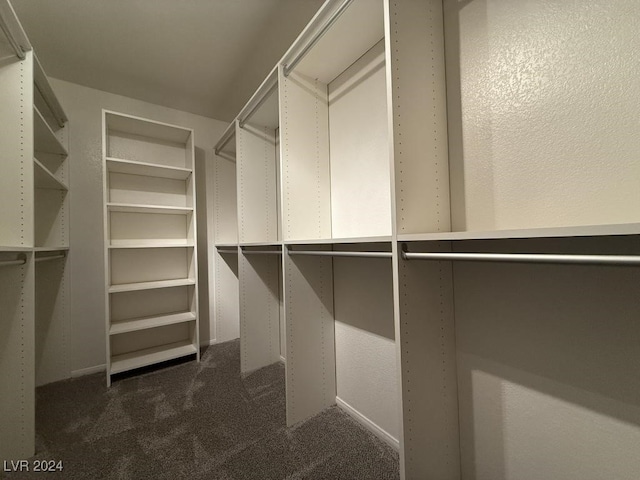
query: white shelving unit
[
  {"left": 0, "top": 0, "right": 69, "bottom": 460},
  {"left": 214, "top": 1, "right": 640, "bottom": 479},
  {"left": 212, "top": 124, "right": 240, "bottom": 346},
  {"left": 103, "top": 110, "right": 199, "bottom": 385}
]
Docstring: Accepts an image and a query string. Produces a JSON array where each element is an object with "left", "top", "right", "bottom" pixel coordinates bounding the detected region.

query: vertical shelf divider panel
[
  {"left": 239, "top": 248, "right": 281, "bottom": 374},
  {"left": 385, "top": 1, "right": 460, "bottom": 479},
  {"left": 283, "top": 245, "right": 336, "bottom": 426},
  {"left": 0, "top": 35, "right": 35, "bottom": 459},
  {"left": 0, "top": 251, "right": 35, "bottom": 461},
  {"left": 279, "top": 65, "right": 331, "bottom": 242},
  {"left": 103, "top": 110, "right": 199, "bottom": 385}
]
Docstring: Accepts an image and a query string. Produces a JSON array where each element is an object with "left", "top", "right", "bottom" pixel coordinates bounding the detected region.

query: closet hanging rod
[
  {"left": 0, "top": 256, "right": 26, "bottom": 267},
  {"left": 238, "top": 77, "right": 278, "bottom": 128},
  {"left": 282, "top": 0, "right": 354, "bottom": 77},
  {"left": 214, "top": 123, "right": 236, "bottom": 155},
  {"left": 0, "top": 0, "right": 31, "bottom": 60},
  {"left": 35, "top": 254, "right": 66, "bottom": 263},
  {"left": 401, "top": 250, "right": 640, "bottom": 266},
  {"left": 288, "top": 250, "right": 391, "bottom": 259}
]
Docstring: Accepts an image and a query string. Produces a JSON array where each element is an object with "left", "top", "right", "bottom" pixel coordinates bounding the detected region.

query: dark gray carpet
[{"left": 3, "top": 339, "right": 399, "bottom": 479}]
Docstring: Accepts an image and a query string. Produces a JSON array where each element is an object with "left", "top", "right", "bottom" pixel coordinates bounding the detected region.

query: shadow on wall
[{"left": 454, "top": 237, "right": 640, "bottom": 479}]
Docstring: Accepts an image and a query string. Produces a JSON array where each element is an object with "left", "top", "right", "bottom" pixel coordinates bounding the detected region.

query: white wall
[
  {"left": 50, "top": 79, "right": 229, "bottom": 377},
  {"left": 443, "top": 0, "right": 640, "bottom": 475}
]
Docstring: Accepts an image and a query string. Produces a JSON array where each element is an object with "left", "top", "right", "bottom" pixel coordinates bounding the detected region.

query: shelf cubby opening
[
  {"left": 214, "top": 129, "right": 238, "bottom": 245},
  {"left": 104, "top": 111, "right": 193, "bottom": 169},
  {"left": 34, "top": 188, "right": 68, "bottom": 249},
  {"left": 237, "top": 84, "right": 281, "bottom": 245},
  {"left": 239, "top": 246, "right": 283, "bottom": 374},
  {"left": 107, "top": 170, "right": 193, "bottom": 209},
  {"left": 109, "top": 246, "right": 195, "bottom": 287},
  {"left": 280, "top": 0, "right": 391, "bottom": 243},
  {"left": 109, "top": 210, "right": 193, "bottom": 246}
]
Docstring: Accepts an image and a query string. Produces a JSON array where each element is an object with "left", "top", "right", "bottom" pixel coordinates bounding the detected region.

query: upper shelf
[
  {"left": 398, "top": 223, "right": 640, "bottom": 243},
  {"left": 284, "top": 235, "right": 392, "bottom": 246},
  {"left": 105, "top": 110, "right": 192, "bottom": 145},
  {"left": 34, "top": 106, "right": 67, "bottom": 156},
  {"left": 33, "top": 53, "right": 67, "bottom": 128},
  {"left": 106, "top": 157, "right": 192, "bottom": 180},
  {"left": 282, "top": 0, "right": 384, "bottom": 83},
  {"left": 107, "top": 203, "right": 193, "bottom": 215}
]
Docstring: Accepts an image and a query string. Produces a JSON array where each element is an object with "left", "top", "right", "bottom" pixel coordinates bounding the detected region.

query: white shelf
[
  {"left": 34, "top": 158, "right": 68, "bottom": 190},
  {"left": 284, "top": 236, "right": 392, "bottom": 245},
  {"left": 34, "top": 246, "right": 69, "bottom": 252},
  {"left": 0, "top": 246, "right": 32, "bottom": 252},
  {"left": 107, "top": 203, "right": 193, "bottom": 215},
  {"left": 106, "top": 157, "right": 192, "bottom": 180},
  {"left": 398, "top": 223, "right": 640, "bottom": 243},
  {"left": 105, "top": 111, "right": 192, "bottom": 144},
  {"left": 239, "top": 241, "right": 282, "bottom": 247},
  {"left": 108, "top": 243, "right": 193, "bottom": 249},
  {"left": 33, "top": 53, "right": 67, "bottom": 128},
  {"left": 110, "top": 340, "right": 197, "bottom": 375},
  {"left": 109, "top": 278, "right": 196, "bottom": 294},
  {"left": 110, "top": 311, "right": 196, "bottom": 336},
  {"left": 34, "top": 106, "right": 67, "bottom": 156},
  {"left": 216, "top": 243, "right": 238, "bottom": 248}
]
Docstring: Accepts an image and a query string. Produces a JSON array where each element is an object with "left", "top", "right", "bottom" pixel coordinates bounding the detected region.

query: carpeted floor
[{"left": 3, "top": 339, "right": 399, "bottom": 479}]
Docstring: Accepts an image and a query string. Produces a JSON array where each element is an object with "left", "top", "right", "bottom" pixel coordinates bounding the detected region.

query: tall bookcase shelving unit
[
  {"left": 0, "top": 0, "right": 69, "bottom": 460},
  {"left": 102, "top": 111, "right": 199, "bottom": 385},
  {"left": 214, "top": 0, "right": 640, "bottom": 479}
]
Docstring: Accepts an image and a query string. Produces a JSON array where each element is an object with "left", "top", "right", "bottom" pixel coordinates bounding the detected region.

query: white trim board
[
  {"left": 71, "top": 364, "right": 107, "bottom": 378},
  {"left": 336, "top": 396, "right": 399, "bottom": 451}
]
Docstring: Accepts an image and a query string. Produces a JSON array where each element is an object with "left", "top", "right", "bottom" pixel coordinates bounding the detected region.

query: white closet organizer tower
[
  {"left": 102, "top": 111, "right": 199, "bottom": 385},
  {"left": 213, "top": 123, "right": 240, "bottom": 345},
  {"left": 0, "top": 0, "right": 69, "bottom": 460},
  {"left": 235, "top": 68, "right": 283, "bottom": 375},
  {"left": 215, "top": 0, "right": 640, "bottom": 479}
]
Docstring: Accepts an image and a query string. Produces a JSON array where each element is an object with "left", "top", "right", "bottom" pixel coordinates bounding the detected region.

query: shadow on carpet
[{"left": 3, "top": 339, "right": 399, "bottom": 480}]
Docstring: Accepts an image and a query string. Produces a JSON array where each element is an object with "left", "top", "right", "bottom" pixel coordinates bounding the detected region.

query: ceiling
[{"left": 11, "top": 0, "right": 324, "bottom": 122}]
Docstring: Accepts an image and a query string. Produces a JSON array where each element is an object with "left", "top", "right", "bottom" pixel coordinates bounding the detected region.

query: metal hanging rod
[
  {"left": 0, "top": 255, "right": 26, "bottom": 267},
  {"left": 238, "top": 72, "right": 278, "bottom": 128},
  {"left": 401, "top": 250, "right": 640, "bottom": 266},
  {"left": 288, "top": 250, "right": 391, "bottom": 259},
  {"left": 214, "top": 123, "right": 236, "bottom": 155},
  {"left": 0, "top": 0, "right": 31, "bottom": 60},
  {"left": 35, "top": 254, "right": 66, "bottom": 263},
  {"left": 282, "top": 0, "right": 354, "bottom": 77}
]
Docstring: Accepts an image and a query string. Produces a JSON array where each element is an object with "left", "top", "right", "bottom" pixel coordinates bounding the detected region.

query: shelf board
[
  {"left": 108, "top": 243, "right": 194, "bottom": 249},
  {"left": 34, "top": 106, "right": 68, "bottom": 156},
  {"left": 105, "top": 111, "right": 192, "bottom": 145},
  {"left": 107, "top": 203, "right": 193, "bottom": 215},
  {"left": 106, "top": 157, "right": 192, "bottom": 180},
  {"left": 109, "top": 278, "right": 196, "bottom": 294},
  {"left": 34, "top": 53, "right": 68, "bottom": 127},
  {"left": 284, "top": 235, "right": 392, "bottom": 245},
  {"left": 34, "top": 158, "right": 68, "bottom": 190},
  {"left": 110, "top": 340, "right": 197, "bottom": 375},
  {"left": 239, "top": 241, "right": 282, "bottom": 247},
  {"left": 398, "top": 223, "right": 640, "bottom": 243},
  {"left": 0, "top": 246, "right": 32, "bottom": 252},
  {"left": 215, "top": 243, "right": 238, "bottom": 248},
  {"left": 110, "top": 311, "right": 196, "bottom": 336},
  {"left": 34, "top": 246, "right": 69, "bottom": 252}
]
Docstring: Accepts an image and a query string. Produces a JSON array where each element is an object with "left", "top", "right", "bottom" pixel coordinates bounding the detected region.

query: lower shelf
[
  {"left": 110, "top": 311, "right": 196, "bottom": 335},
  {"left": 110, "top": 340, "right": 197, "bottom": 375}
]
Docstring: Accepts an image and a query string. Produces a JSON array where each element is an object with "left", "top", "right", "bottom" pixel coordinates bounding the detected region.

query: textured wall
[
  {"left": 51, "top": 79, "right": 228, "bottom": 377},
  {"left": 446, "top": 0, "right": 640, "bottom": 231}
]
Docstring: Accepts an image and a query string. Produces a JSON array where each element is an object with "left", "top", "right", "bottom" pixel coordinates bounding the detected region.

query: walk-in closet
[{"left": 1, "top": 0, "right": 639, "bottom": 479}]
